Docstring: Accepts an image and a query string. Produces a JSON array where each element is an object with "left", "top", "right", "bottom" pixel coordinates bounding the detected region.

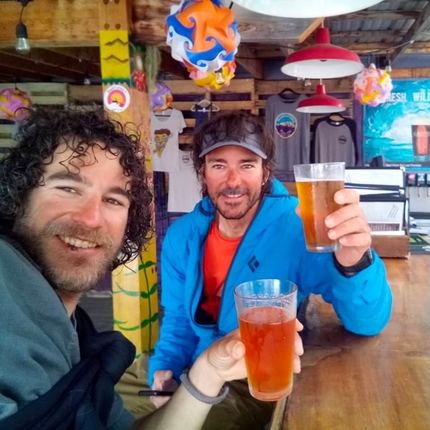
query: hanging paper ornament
[
  {"left": 166, "top": 0, "right": 240, "bottom": 74},
  {"left": 353, "top": 64, "right": 393, "bottom": 107},
  {"left": 150, "top": 81, "right": 173, "bottom": 112},
  {"left": 0, "top": 88, "right": 32, "bottom": 121},
  {"left": 190, "top": 60, "right": 236, "bottom": 90}
]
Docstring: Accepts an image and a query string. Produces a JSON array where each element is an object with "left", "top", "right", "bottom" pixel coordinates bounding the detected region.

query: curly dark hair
[
  {"left": 0, "top": 106, "right": 153, "bottom": 269},
  {"left": 192, "top": 111, "right": 275, "bottom": 195}
]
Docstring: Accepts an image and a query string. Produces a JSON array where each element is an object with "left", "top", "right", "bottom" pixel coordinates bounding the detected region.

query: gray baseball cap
[{"left": 199, "top": 133, "right": 267, "bottom": 159}]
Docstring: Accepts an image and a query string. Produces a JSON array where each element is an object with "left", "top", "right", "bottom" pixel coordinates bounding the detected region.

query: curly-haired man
[{"left": 0, "top": 107, "right": 257, "bottom": 430}]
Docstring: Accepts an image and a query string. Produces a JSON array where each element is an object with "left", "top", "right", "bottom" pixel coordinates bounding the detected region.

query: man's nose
[
  {"left": 226, "top": 168, "right": 241, "bottom": 187},
  {"left": 71, "top": 197, "right": 103, "bottom": 229}
]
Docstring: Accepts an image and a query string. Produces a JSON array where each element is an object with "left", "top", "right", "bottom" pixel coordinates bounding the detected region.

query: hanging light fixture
[
  {"left": 15, "top": 0, "right": 33, "bottom": 55},
  {"left": 281, "top": 27, "right": 364, "bottom": 79},
  {"left": 296, "top": 81, "right": 345, "bottom": 114},
  {"left": 231, "top": 0, "right": 384, "bottom": 18}
]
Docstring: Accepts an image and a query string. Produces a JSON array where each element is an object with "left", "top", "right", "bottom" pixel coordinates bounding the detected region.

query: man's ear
[
  {"left": 262, "top": 166, "right": 270, "bottom": 184},
  {"left": 199, "top": 164, "right": 206, "bottom": 183}
]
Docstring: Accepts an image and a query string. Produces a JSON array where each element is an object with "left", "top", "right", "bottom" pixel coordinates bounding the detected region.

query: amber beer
[
  {"left": 239, "top": 306, "right": 295, "bottom": 401},
  {"left": 296, "top": 179, "right": 344, "bottom": 252},
  {"left": 411, "top": 118, "right": 430, "bottom": 160},
  {"left": 294, "top": 162, "right": 345, "bottom": 253},
  {"left": 234, "top": 280, "right": 297, "bottom": 402}
]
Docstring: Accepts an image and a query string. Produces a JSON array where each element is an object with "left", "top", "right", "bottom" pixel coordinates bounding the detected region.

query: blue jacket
[{"left": 149, "top": 180, "right": 392, "bottom": 384}]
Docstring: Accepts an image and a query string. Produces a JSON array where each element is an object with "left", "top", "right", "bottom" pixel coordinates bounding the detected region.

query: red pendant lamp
[
  {"left": 282, "top": 27, "right": 364, "bottom": 79},
  {"left": 296, "top": 82, "right": 346, "bottom": 114}
]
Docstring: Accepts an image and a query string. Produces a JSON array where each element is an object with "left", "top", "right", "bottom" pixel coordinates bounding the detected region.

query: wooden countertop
[{"left": 281, "top": 255, "right": 430, "bottom": 430}]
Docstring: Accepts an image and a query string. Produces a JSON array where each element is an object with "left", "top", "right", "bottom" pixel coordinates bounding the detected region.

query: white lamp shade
[{"left": 231, "top": 0, "right": 383, "bottom": 18}]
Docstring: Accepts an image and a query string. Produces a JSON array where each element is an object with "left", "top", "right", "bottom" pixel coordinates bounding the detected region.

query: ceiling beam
[
  {"left": 330, "top": 30, "right": 406, "bottom": 40},
  {"left": 236, "top": 45, "right": 263, "bottom": 79},
  {"left": 297, "top": 18, "right": 323, "bottom": 44},
  {"left": 0, "top": 48, "right": 101, "bottom": 77},
  {"left": 47, "top": 47, "right": 101, "bottom": 64},
  {"left": 332, "top": 10, "right": 420, "bottom": 21},
  {"left": 342, "top": 41, "right": 430, "bottom": 54},
  {"left": 0, "top": 52, "right": 82, "bottom": 82},
  {"left": 390, "top": 1, "right": 430, "bottom": 65},
  {"left": 0, "top": 64, "right": 51, "bottom": 82}
]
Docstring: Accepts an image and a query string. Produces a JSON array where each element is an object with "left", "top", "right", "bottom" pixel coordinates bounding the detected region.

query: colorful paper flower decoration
[
  {"left": 150, "top": 82, "right": 173, "bottom": 112},
  {"left": 166, "top": 0, "right": 240, "bottom": 75},
  {"left": 353, "top": 64, "right": 393, "bottom": 107},
  {"left": 190, "top": 60, "right": 236, "bottom": 91},
  {"left": 0, "top": 88, "right": 32, "bottom": 121}
]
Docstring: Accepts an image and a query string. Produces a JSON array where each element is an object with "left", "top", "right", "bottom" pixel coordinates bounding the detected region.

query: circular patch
[
  {"left": 103, "top": 85, "right": 131, "bottom": 113},
  {"left": 275, "top": 113, "right": 297, "bottom": 139},
  {"left": 338, "top": 135, "right": 347, "bottom": 145}
]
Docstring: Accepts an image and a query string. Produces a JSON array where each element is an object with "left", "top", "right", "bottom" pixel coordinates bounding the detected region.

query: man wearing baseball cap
[{"left": 148, "top": 111, "right": 392, "bottom": 429}]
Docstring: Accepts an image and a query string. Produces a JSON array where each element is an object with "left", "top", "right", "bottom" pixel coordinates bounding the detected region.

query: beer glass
[
  {"left": 411, "top": 118, "right": 430, "bottom": 160},
  {"left": 293, "top": 162, "right": 345, "bottom": 252},
  {"left": 234, "top": 279, "right": 297, "bottom": 402}
]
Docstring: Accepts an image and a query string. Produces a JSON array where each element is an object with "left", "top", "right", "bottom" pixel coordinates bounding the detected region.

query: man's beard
[
  {"left": 13, "top": 216, "right": 121, "bottom": 293},
  {"left": 210, "top": 187, "right": 261, "bottom": 220}
]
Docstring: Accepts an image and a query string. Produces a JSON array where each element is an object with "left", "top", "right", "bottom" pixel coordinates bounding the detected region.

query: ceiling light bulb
[
  {"left": 385, "top": 60, "right": 392, "bottom": 74},
  {"left": 215, "top": 69, "right": 225, "bottom": 85},
  {"left": 15, "top": 22, "right": 30, "bottom": 54}
]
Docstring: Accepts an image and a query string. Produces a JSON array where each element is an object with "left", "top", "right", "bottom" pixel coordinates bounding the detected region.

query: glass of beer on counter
[
  {"left": 293, "top": 162, "right": 345, "bottom": 252},
  {"left": 234, "top": 279, "right": 297, "bottom": 402}
]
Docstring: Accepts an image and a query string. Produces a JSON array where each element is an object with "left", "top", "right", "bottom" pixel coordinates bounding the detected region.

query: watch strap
[{"left": 334, "top": 248, "right": 373, "bottom": 277}]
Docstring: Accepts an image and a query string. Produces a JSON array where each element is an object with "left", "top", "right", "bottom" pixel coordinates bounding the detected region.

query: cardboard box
[{"left": 371, "top": 234, "right": 410, "bottom": 259}]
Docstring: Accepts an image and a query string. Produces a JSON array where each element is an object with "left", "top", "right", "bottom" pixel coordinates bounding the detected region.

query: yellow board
[
  {"left": 100, "top": 30, "right": 159, "bottom": 357},
  {"left": 112, "top": 234, "right": 159, "bottom": 356},
  {"left": 100, "top": 30, "right": 131, "bottom": 81}
]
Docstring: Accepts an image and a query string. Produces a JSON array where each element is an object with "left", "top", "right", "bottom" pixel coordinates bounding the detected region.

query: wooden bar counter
[{"left": 282, "top": 255, "right": 430, "bottom": 430}]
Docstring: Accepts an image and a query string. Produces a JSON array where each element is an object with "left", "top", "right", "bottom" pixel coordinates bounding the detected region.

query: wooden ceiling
[{"left": 0, "top": 0, "right": 430, "bottom": 84}]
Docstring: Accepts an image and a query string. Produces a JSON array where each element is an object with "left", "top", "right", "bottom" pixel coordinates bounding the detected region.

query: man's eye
[
  {"left": 213, "top": 164, "right": 224, "bottom": 170},
  {"left": 57, "top": 187, "right": 76, "bottom": 193},
  {"left": 105, "top": 198, "right": 123, "bottom": 206},
  {"left": 242, "top": 164, "right": 254, "bottom": 169}
]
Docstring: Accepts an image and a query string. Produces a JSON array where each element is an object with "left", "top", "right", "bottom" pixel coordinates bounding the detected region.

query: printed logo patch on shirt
[
  {"left": 275, "top": 113, "right": 297, "bottom": 139},
  {"left": 338, "top": 135, "right": 347, "bottom": 145},
  {"left": 154, "top": 128, "right": 172, "bottom": 157}
]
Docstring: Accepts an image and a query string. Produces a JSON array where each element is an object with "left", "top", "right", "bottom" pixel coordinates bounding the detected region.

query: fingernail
[
  {"left": 328, "top": 230, "right": 336, "bottom": 239},
  {"left": 325, "top": 216, "right": 333, "bottom": 228}
]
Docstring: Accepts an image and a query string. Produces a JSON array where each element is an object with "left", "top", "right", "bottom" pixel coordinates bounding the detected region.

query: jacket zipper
[{"left": 215, "top": 195, "right": 266, "bottom": 339}]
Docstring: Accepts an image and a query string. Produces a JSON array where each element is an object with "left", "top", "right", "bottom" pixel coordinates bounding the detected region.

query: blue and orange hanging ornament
[{"left": 166, "top": 0, "right": 240, "bottom": 90}]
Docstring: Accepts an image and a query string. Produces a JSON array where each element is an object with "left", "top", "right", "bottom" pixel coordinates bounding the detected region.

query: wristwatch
[{"left": 334, "top": 248, "right": 374, "bottom": 277}]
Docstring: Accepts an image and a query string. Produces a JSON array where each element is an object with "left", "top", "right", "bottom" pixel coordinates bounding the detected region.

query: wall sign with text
[{"left": 363, "top": 79, "right": 430, "bottom": 168}]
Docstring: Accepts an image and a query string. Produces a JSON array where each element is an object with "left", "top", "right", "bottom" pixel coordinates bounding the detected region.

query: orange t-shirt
[{"left": 202, "top": 221, "right": 242, "bottom": 322}]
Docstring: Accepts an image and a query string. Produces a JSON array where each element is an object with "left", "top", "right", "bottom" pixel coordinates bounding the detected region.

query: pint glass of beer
[
  {"left": 411, "top": 118, "right": 430, "bottom": 160},
  {"left": 293, "top": 162, "right": 345, "bottom": 252},
  {"left": 234, "top": 279, "right": 297, "bottom": 402}
]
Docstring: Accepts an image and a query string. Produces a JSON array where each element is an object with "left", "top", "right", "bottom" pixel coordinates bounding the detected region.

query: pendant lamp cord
[{"left": 19, "top": 4, "right": 25, "bottom": 24}]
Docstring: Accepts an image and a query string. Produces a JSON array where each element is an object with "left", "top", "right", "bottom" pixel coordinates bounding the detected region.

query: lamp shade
[
  {"left": 296, "top": 84, "right": 345, "bottom": 114},
  {"left": 281, "top": 28, "right": 364, "bottom": 79},
  {"left": 231, "top": 0, "right": 383, "bottom": 18}
]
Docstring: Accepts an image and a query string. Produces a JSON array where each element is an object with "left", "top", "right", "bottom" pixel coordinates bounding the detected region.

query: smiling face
[
  {"left": 202, "top": 145, "right": 266, "bottom": 224},
  {"left": 12, "top": 143, "right": 130, "bottom": 293}
]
